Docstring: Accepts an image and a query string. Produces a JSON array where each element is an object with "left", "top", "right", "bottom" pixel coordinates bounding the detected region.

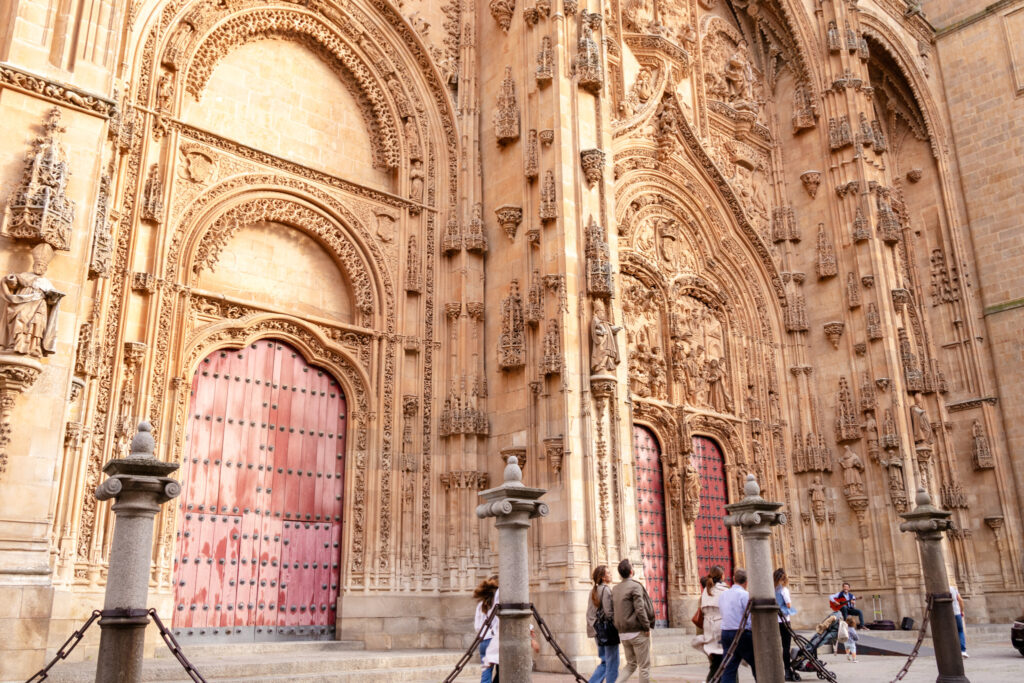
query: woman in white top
[
  {"left": 691, "top": 564, "right": 728, "bottom": 682},
  {"left": 775, "top": 568, "right": 800, "bottom": 681},
  {"left": 473, "top": 576, "right": 499, "bottom": 683}
]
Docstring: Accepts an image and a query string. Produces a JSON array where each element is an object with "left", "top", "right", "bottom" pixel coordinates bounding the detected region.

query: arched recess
[{"left": 632, "top": 424, "right": 670, "bottom": 627}]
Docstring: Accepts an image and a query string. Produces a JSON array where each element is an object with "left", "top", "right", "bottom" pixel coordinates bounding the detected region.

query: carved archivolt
[
  {"left": 181, "top": 6, "right": 401, "bottom": 168},
  {"left": 191, "top": 196, "right": 375, "bottom": 315}
]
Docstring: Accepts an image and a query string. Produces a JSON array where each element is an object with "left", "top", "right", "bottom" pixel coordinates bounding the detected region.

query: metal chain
[
  {"left": 443, "top": 602, "right": 499, "bottom": 683},
  {"left": 780, "top": 612, "right": 838, "bottom": 683},
  {"left": 706, "top": 599, "right": 754, "bottom": 683},
  {"left": 25, "top": 610, "right": 102, "bottom": 682},
  {"left": 888, "top": 593, "right": 933, "bottom": 683},
  {"left": 148, "top": 609, "right": 208, "bottom": 683},
  {"left": 529, "top": 604, "right": 589, "bottom": 683}
]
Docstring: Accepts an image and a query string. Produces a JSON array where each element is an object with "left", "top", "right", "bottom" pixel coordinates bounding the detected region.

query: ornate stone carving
[
  {"left": 899, "top": 328, "right": 924, "bottom": 392},
  {"left": 496, "top": 205, "right": 523, "bottom": 241},
  {"left": 839, "top": 446, "right": 866, "bottom": 503},
  {"left": 465, "top": 203, "right": 487, "bottom": 253},
  {"left": 525, "top": 270, "right": 543, "bottom": 325},
  {"left": 575, "top": 11, "right": 603, "bottom": 93},
  {"left": 409, "top": 159, "right": 425, "bottom": 209},
  {"left": 406, "top": 235, "right": 422, "bottom": 293},
  {"left": 580, "top": 148, "right": 606, "bottom": 186},
  {"left": 829, "top": 116, "right": 854, "bottom": 150},
  {"left": 929, "top": 248, "right": 961, "bottom": 305},
  {"left": 585, "top": 216, "right": 613, "bottom": 297},
  {"left": 499, "top": 279, "right": 525, "bottom": 370},
  {"left": 785, "top": 274, "right": 808, "bottom": 332},
  {"left": 3, "top": 109, "right": 74, "bottom": 251},
  {"left": 541, "top": 319, "right": 562, "bottom": 375},
  {"left": 131, "top": 272, "right": 158, "bottom": 294},
  {"left": 0, "top": 64, "right": 116, "bottom": 118},
  {"left": 836, "top": 376, "right": 860, "bottom": 442},
  {"left": 141, "top": 164, "right": 164, "bottom": 223},
  {"left": 816, "top": 223, "right": 837, "bottom": 279},
  {"left": 852, "top": 206, "right": 870, "bottom": 242},
  {"left": 823, "top": 321, "right": 845, "bottom": 349},
  {"left": 682, "top": 459, "right": 701, "bottom": 523},
  {"left": 525, "top": 129, "right": 539, "bottom": 181},
  {"left": 800, "top": 171, "right": 822, "bottom": 198},
  {"left": 439, "top": 379, "right": 489, "bottom": 437},
  {"left": 590, "top": 299, "right": 621, "bottom": 375},
  {"left": 442, "top": 217, "right": 462, "bottom": 255},
  {"left": 794, "top": 431, "right": 832, "bottom": 474},
  {"left": 971, "top": 419, "right": 994, "bottom": 470},
  {"left": 846, "top": 272, "right": 861, "bottom": 309},
  {"left": 489, "top": 0, "right": 515, "bottom": 31},
  {"left": 941, "top": 482, "right": 968, "bottom": 510},
  {"left": 910, "top": 397, "right": 934, "bottom": 445},
  {"left": 494, "top": 66, "right": 520, "bottom": 145},
  {"left": 0, "top": 244, "right": 65, "bottom": 358},
  {"left": 0, "top": 354, "right": 42, "bottom": 477},
  {"left": 872, "top": 120, "right": 888, "bottom": 152},
  {"left": 536, "top": 36, "right": 554, "bottom": 86},
  {"left": 866, "top": 303, "right": 882, "bottom": 340},
  {"left": 808, "top": 476, "right": 827, "bottom": 523},
  {"left": 89, "top": 173, "right": 114, "bottom": 279},
  {"left": 791, "top": 84, "right": 818, "bottom": 133},
  {"left": 828, "top": 21, "right": 842, "bottom": 52},
  {"left": 543, "top": 436, "right": 564, "bottom": 475},
  {"left": 860, "top": 372, "right": 876, "bottom": 414},
  {"left": 540, "top": 170, "right": 558, "bottom": 222}
]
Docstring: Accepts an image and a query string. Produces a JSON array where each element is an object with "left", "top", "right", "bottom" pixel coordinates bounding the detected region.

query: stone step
[
  {"left": 47, "top": 649, "right": 463, "bottom": 683},
  {"left": 152, "top": 639, "right": 366, "bottom": 659}
]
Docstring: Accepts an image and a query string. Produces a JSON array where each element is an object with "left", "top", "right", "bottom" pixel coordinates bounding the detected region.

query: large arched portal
[
  {"left": 172, "top": 339, "right": 347, "bottom": 641},
  {"left": 633, "top": 425, "right": 669, "bottom": 627},
  {"left": 692, "top": 436, "right": 733, "bottom": 580}
]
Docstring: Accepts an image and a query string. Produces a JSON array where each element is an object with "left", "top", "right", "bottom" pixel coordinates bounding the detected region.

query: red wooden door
[
  {"left": 633, "top": 426, "right": 669, "bottom": 627},
  {"left": 173, "top": 340, "right": 346, "bottom": 642},
  {"left": 692, "top": 436, "right": 733, "bottom": 581}
]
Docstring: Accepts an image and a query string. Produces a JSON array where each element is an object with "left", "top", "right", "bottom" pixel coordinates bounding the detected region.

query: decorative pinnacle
[
  {"left": 504, "top": 455, "right": 524, "bottom": 487},
  {"left": 915, "top": 486, "right": 930, "bottom": 507},
  {"left": 128, "top": 422, "right": 155, "bottom": 459},
  {"left": 743, "top": 473, "right": 760, "bottom": 498}
]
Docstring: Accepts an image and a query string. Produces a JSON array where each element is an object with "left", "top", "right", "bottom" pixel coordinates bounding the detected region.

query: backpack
[{"left": 837, "top": 619, "right": 850, "bottom": 643}]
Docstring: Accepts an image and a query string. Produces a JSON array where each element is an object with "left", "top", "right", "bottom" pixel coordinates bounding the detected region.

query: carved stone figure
[
  {"left": 910, "top": 398, "right": 933, "bottom": 444},
  {"left": 0, "top": 244, "right": 65, "bottom": 357},
  {"left": 541, "top": 319, "right": 562, "bottom": 376},
  {"left": 971, "top": 419, "right": 994, "bottom": 470},
  {"left": 409, "top": 160, "right": 425, "bottom": 206},
  {"left": 809, "top": 476, "right": 827, "bottom": 523},
  {"left": 683, "top": 460, "right": 701, "bottom": 523},
  {"left": 590, "top": 299, "right": 621, "bottom": 375},
  {"left": 576, "top": 11, "right": 603, "bottom": 92},
  {"left": 839, "top": 446, "right": 865, "bottom": 498},
  {"left": 704, "top": 357, "right": 731, "bottom": 413}
]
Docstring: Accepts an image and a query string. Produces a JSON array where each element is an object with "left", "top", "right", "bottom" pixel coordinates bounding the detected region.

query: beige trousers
[{"left": 616, "top": 631, "right": 651, "bottom": 683}]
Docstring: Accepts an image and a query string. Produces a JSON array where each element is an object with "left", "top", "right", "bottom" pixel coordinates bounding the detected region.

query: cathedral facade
[{"left": 0, "top": 0, "right": 1022, "bottom": 677}]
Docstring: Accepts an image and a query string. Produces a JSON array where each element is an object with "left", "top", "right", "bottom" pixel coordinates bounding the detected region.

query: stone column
[
  {"left": 93, "top": 422, "right": 181, "bottom": 683},
  {"left": 477, "top": 456, "right": 548, "bottom": 683},
  {"left": 899, "top": 487, "right": 970, "bottom": 683},
  {"left": 723, "top": 474, "right": 787, "bottom": 683}
]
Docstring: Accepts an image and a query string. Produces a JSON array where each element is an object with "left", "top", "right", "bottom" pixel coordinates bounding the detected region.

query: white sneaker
[{"left": 962, "top": 651, "right": 969, "bottom": 658}]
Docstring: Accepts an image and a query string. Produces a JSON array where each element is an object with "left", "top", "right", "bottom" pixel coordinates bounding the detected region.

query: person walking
[
  {"left": 586, "top": 565, "right": 620, "bottom": 683},
  {"left": 950, "top": 583, "right": 968, "bottom": 658},
  {"left": 473, "top": 576, "right": 499, "bottom": 683},
  {"left": 612, "top": 559, "right": 654, "bottom": 683},
  {"left": 718, "top": 568, "right": 756, "bottom": 683},
  {"left": 691, "top": 565, "right": 728, "bottom": 682},
  {"left": 775, "top": 568, "right": 800, "bottom": 681},
  {"left": 844, "top": 616, "right": 859, "bottom": 662}
]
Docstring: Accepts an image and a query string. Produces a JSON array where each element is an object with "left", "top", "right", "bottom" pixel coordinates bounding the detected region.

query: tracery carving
[
  {"left": 541, "top": 319, "right": 562, "bottom": 375},
  {"left": 585, "top": 216, "right": 613, "bottom": 297},
  {"left": 536, "top": 36, "right": 554, "bottom": 86},
  {"left": 575, "top": 10, "right": 603, "bottom": 93},
  {"left": 866, "top": 303, "right": 882, "bottom": 341},
  {"left": 525, "top": 270, "right": 543, "bottom": 325},
  {"left": 89, "top": 172, "right": 114, "bottom": 279},
  {"left": 499, "top": 279, "right": 525, "bottom": 370},
  {"left": 540, "top": 171, "right": 558, "bottom": 222},
  {"left": 846, "top": 272, "right": 861, "bottom": 309},
  {"left": 816, "top": 223, "right": 837, "bottom": 279},
  {"left": 971, "top": 420, "right": 994, "bottom": 470},
  {"left": 929, "top": 248, "right": 960, "bottom": 305},
  {"left": 836, "top": 376, "right": 860, "bottom": 442},
  {"left": 406, "top": 235, "right": 422, "bottom": 293},
  {"left": 525, "top": 129, "right": 539, "bottom": 181},
  {"left": 852, "top": 206, "right": 870, "bottom": 242},
  {"left": 3, "top": 108, "right": 74, "bottom": 251},
  {"left": 494, "top": 66, "right": 520, "bottom": 145}
]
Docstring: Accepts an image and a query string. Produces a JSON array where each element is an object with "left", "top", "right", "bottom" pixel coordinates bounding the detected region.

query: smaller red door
[
  {"left": 634, "top": 426, "right": 669, "bottom": 627},
  {"left": 693, "top": 437, "right": 734, "bottom": 581}
]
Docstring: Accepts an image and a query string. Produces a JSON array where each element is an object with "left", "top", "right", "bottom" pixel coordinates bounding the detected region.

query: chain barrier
[
  {"left": 529, "top": 604, "right": 588, "bottom": 683},
  {"left": 442, "top": 602, "right": 498, "bottom": 683},
  {"left": 24, "top": 608, "right": 209, "bottom": 683},
  {"left": 25, "top": 610, "right": 102, "bottom": 682},
  {"left": 706, "top": 599, "right": 754, "bottom": 683},
  {"left": 148, "top": 609, "right": 208, "bottom": 683},
  {"left": 888, "top": 593, "right": 933, "bottom": 683}
]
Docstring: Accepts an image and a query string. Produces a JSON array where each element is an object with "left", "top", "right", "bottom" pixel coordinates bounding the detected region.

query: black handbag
[{"left": 594, "top": 606, "right": 620, "bottom": 646}]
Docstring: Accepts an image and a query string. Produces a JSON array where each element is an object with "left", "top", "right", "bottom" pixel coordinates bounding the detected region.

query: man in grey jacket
[{"left": 611, "top": 559, "right": 655, "bottom": 682}]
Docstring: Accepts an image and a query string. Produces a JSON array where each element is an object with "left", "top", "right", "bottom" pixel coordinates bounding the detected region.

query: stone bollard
[
  {"left": 477, "top": 456, "right": 548, "bottom": 683},
  {"left": 899, "top": 487, "right": 970, "bottom": 683},
  {"left": 93, "top": 422, "right": 181, "bottom": 683},
  {"left": 723, "top": 474, "right": 787, "bottom": 683}
]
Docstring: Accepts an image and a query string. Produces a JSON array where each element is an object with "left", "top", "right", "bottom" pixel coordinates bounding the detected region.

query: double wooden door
[
  {"left": 693, "top": 436, "right": 734, "bottom": 581},
  {"left": 634, "top": 426, "right": 669, "bottom": 627},
  {"left": 172, "top": 340, "right": 347, "bottom": 641}
]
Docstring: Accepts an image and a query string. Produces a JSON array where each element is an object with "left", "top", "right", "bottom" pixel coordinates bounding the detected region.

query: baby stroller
[{"left": 789, "top": 604, "right": 842, "bottom": 679}]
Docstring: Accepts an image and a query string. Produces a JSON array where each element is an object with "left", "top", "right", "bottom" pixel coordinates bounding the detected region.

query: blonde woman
[{"left": 691, "top": 565, "right": 727, "bottom": 682}]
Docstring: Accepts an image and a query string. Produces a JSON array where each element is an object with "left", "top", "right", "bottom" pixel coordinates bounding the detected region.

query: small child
[{"left": 845, "top": 616, "right": 859, "bottom": 662}]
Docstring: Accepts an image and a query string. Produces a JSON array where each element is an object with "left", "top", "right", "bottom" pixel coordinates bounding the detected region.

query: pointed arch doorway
[{"left": 172, "top": 339, "right": 347, "bottom": 642}]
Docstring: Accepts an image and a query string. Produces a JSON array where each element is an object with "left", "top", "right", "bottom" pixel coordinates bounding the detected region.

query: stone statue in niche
[
  {"left": 808, "top": 476, "right": 827, "bottom": 523},
  {"left": 649, "top": 346, "right": 667, "bottom": 399},
  {"left": 683, "top": 459, "right": 701, "bottom": 522},
  {"left": 0, "top": 244, "right": 65, "bottom": 357},
  {"left": 704, "top": 28, "right": 763, "bottom": 117},
  {"left": 910, "top": 397, "right": 933, "bottom": 444},
  {"left": 621, "top": 67, "right": 657, "bottom": 118},
  {"left": 839, "top": 445, "right": 865, "bottom": 498},
  {"left": 671, "top": 294, "right": 727, "bottom": 411},
  {"left": 628, "top": 343, "right": 652, "bottom": 397},
  {"left": 590, "top": 299, "right": 622, "bottom": 375},
  {"left": 409, "top": 160, "right": 425, "bottom": 208},
  {"left": 704, "top": 357, "right": 732, "bottom": 413}
]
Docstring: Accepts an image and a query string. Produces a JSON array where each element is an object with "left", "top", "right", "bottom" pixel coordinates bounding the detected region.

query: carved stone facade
[{"left": 1, "top": 0, "right": 1023, "bottom": 677}]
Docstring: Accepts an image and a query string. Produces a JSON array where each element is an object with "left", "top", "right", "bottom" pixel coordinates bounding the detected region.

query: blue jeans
[
  {"left": 588, "top": 641, "right": 619, "bottom": 683},
  {"left": 955, "top": 614, "right": 966, "bottom": 652},
  {"left": 720, "top": 629, "right": 756, "bottom": 683},
  {"left": 479, "top": 638, "right": 493, "bottom": 683}
]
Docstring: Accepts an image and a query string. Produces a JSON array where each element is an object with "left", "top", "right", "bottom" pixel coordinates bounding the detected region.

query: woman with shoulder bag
[
  {"left": 690, "top": 565, "right": 728, "bottom": 682},
  {"left": 586, "top": 565, "right": 620, "bottom": 683}
]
